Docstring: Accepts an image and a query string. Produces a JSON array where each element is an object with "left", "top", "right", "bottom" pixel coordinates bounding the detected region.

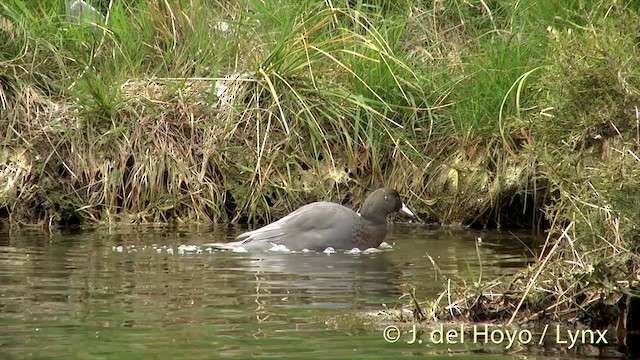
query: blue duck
[{"left": 203, "top": 188, "right": 414, "bottom": 252}]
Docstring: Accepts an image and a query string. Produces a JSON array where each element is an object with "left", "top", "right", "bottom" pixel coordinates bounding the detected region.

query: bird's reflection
[{"left": 217, "top": 251, "right": 403, "bottom": 311}]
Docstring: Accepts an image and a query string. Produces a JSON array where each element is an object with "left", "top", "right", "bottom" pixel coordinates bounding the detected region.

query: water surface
[{"left": 0, "top": 224, "right": 601, "bottom": 359}]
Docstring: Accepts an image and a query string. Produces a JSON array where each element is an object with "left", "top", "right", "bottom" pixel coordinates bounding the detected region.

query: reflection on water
[{"left": 0, "top": 224, "right": 580, "bottom": 359}]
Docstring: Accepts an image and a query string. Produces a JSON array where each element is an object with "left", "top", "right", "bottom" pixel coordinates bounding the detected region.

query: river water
[{"left": 0, "top": 224, "right": 620, "bottom": 359}]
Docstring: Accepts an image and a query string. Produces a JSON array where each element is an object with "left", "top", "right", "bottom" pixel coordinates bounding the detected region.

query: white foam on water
[
  {"left": 111, "top": 239, "right": 396, "bottom": 256},
  {"left": 178, "top": 245, "right": 198, "bottom": 252},
  {"left": 268, "top": 244, "right": 291, "bottom": 253}
]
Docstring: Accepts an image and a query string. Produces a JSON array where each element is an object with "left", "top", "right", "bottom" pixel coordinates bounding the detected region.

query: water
[{"left": 0, "top": 224, "right": 607, "bottom": 359}]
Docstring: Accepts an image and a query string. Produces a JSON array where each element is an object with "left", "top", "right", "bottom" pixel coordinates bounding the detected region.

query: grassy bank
[{"left": 1, "top": 0, "right": 639, "bottom": 327}]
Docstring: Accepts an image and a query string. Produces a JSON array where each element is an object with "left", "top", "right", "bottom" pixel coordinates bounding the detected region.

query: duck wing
[{"left": 203, "top": 202, "right": 358, "bottom": 251}]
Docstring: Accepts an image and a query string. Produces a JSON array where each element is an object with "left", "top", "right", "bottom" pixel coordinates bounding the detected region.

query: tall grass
[
  {"left": 1, "top": 0, "right": 638, "bottom": 238},
  {"left": 1, "top": 0, "right": 434, "bottom": 224},
  {"left": 402, "top": 1, "right": 640, "bottom": 325}
]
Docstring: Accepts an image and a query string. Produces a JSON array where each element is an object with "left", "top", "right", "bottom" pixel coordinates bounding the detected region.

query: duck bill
[{"left": 399, "top": 203, "right": 414, "bottom": 217}]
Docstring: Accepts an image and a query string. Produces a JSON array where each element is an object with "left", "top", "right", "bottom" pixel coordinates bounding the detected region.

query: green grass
[{"left": 0, "top": 0, "right": 638, "bottom": 238}]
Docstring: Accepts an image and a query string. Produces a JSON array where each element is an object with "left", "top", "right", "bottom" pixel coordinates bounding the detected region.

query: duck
[{"left": 203, "top": 188, "right": 414, "bottom": 252}]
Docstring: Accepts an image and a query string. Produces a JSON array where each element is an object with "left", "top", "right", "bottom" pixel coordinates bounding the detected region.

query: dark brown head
[{"left": 359, "top": 188, "right": 414, "bottom": 223}]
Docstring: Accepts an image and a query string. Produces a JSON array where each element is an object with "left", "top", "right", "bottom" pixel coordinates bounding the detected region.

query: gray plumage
[{"left": 203, "top": 188, "right": 414, "bottom": 252}]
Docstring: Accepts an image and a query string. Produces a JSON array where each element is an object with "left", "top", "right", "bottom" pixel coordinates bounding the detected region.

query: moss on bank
[{"left": 1, "top": 0, "right": 639, "bottom": 329}]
